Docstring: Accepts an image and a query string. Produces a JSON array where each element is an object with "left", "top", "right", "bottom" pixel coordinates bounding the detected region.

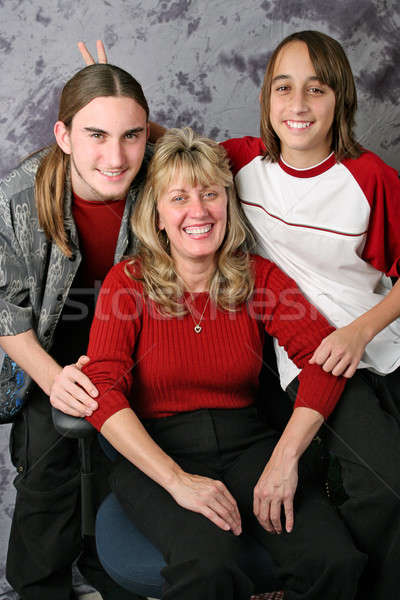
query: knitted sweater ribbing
[{"left": 85, "top": 254, "right": 345, "bottom": 430}]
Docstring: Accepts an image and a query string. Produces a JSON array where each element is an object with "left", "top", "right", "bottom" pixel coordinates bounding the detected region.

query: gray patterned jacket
[{"left": 0, "top": 145, "right": 153, "bottom": 420}]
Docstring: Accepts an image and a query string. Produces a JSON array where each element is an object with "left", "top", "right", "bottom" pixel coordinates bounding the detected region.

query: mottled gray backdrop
[{"left": 0, "top": 0, "right": 399, "bottom": 597}]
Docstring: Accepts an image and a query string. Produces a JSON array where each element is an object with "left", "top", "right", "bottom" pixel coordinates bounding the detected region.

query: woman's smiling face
[{"left": 157, "top": 174, "right": 228, "bottom": 271}]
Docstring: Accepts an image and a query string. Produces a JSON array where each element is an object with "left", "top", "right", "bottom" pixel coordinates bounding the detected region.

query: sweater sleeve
[
  {"left": 251, "top": 255, "right": 346, "bottom": 419},
  {"left": 83, "top": 261, "right": 144, "bottom": 430}
]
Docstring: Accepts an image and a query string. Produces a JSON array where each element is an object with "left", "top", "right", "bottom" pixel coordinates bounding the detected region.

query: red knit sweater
[
  {"left": 72, "top": 193, "right": 126, "bottom": 287},
  {"left": 85, "top": 254, "right": 345, "bottom": 430}
]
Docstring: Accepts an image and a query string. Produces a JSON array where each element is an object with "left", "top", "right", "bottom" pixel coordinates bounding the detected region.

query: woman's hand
[
  {"left": 167, "top": 471, "right": 242, "bottom": 535},
  {"left": 253, "top": 456, "right": 298, "bottom": 535},
  {"left": 101, "top": 409, "right": 241, "bottom": 534},
  {"left": 50, "top": 355, "right": 99, "bottom": 417},
  {"left": 309, "top": 323, "right": 369, "bottom": 378},
  {"left": 253, "top": 407, "right": 323, "bottom": 534},
  {"left": 78, "top": 40, "right": 108, "bottom": 66}
]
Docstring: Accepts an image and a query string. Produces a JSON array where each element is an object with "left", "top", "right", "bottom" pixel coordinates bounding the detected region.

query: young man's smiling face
[
  {"left": 55, "top": 95, "right": 149, "bottom": 201},
  {"left": 269, "top": 41, "right": 336, "bottom": 168}
]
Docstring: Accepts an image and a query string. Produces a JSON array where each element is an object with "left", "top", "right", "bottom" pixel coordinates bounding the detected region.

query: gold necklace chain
[{"left": 184, "top": 295, "right": 211, "bottom": 333}]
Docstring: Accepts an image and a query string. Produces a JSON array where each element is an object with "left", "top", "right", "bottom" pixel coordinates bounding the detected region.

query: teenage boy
[{"left": 0, "top": 63, "right": 151, "bottom": 600}]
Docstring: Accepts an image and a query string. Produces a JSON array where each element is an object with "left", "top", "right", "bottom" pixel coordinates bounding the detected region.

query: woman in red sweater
[{"left": 77, "top": 128, "right": 364, "bottom": 599}]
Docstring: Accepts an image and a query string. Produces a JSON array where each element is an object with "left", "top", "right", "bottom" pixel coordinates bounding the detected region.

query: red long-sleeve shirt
[{"left": 85, "top": 254, "right": 345, "bottom": 430}]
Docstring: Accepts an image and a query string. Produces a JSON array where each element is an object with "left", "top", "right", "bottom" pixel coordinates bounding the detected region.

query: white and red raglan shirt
[{"left": 222, "top": 136, "right": 400, "bottom": 390}]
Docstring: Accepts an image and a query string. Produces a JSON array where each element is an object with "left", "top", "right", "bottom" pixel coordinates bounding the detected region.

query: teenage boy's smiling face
[
  {"left": 269, "top": 41, "right": 336, "bottom": 169},
  {"left": 55, "top": 96, "right": 149, "bottom": 201}
]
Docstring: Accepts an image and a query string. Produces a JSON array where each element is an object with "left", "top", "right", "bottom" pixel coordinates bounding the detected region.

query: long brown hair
[
  {"left": 260, "top": 30, "right": 363, "bottom": 163},
  {"left": 130, "top": 127, "right": 255, "bottom": 315},
  {"left": 36, "top": 64, "right": 149, "bottom": 256}
]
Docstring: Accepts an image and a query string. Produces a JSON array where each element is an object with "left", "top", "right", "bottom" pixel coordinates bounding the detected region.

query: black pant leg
[
  {"left": 6, "top": 387, "right": 81, "bottom": 600},
  {"left": 321, "top": 370, "right": 400, "bottom": 600},
  {"left": 77, "top": 437, "right": 125, "bottom": 599},
  {"left": 208, "top": 409, "right": 366, "bottom": 600},
  {"left": 6, "top": 386, "right": 117, "bottom": 600},
  {"left": 110, "top": 457, "right": 254, "bottom": 600},
  {"left": 111, "top": 407, "right": 366, "bottom": 600}
]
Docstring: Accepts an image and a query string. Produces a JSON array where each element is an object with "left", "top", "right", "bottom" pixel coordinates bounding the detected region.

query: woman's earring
[{"left": 157, "top": 228, "right": 170, "bottom": 248}]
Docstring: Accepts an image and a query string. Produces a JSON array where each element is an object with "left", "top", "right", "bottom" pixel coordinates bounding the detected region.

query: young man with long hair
[{"left": 0, "top": 63, "right": 151, "bottom": 599}]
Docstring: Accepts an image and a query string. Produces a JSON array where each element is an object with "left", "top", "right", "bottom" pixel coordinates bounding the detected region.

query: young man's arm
[
  {"left": 310, "top": 276, "right": 400, "bottom": 377},
  {"left": 1, "top": 330, "right": 60, "bottom": 396},
  {"left": 1, "top": 331, "right": 99, "bottom": 417}
]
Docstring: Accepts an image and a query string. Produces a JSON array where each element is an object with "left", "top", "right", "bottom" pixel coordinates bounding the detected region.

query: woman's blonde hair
[
  {"left": 260, "top": 30, "right": 363, "bottom": 163},
  {"left": 130, "top": 127, "right": 254, "bottom": 315},
  {"left": 35, "top": 64, "right": 149, "bottom": 256}
]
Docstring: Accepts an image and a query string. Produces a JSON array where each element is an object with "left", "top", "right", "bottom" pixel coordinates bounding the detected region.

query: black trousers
[
  {"left": 6, "top": 385, "right": 114, "bottom": 600},
  {"left": 111, "top": 405, "right": 366, "bottom": 600},
  {"left": 288, "top": 368, "right": 400, "bottom": 600}
]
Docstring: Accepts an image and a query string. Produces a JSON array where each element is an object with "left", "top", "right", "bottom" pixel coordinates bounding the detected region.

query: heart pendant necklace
[{"left": 184, "top": 295, "right": 210, "bottom": 333}]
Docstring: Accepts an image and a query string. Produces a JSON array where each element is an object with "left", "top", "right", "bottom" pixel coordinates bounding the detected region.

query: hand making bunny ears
[{"left": 78, "top": 39, "right": 108, "bottom": 65}]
